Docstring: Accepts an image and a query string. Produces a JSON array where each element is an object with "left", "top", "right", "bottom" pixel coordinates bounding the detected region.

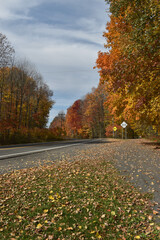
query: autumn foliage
[
  {"left": 0, "top": 33, "right": 55, "bottom": 144},
  {"left": 2, "top": 0, "right": 159, "bottom": 143},
  {"left": 96, "top": 0, "right": 160, "bottom": 136},
  {"left": 65, "top": 100, "right": 83, "bottom": 137},
  {"left": 50, "top": 111, "right": 66, "bottom": 138},
  {"left": 64, "top": 0, "right": 159, "bottom": 139},
  {"left": 65, "top": 85, "right": 107, "bottom": 138}
]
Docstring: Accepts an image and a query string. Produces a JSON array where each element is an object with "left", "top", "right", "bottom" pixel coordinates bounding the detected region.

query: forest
[
  {"left": 50, "top": 0, "right": 159, "bottom": 140},
  {"left": 0, "top": 0, "right": 160, "bottom": 144},
  {"left": 0, "top": 33, "right": 55, "bottom": 144}
]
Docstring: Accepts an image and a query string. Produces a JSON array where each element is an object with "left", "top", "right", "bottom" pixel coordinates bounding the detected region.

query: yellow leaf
[
  {"left": 43, "top": 209, "right": 48, "bottom": 213},
  {"left": 56, "top": 193, "right": 61, "bottom": 198},
  {"left": 48, "top": 195, "right": 54, "bottom": 200},
  {"left": 150, "top": 223, "right": 154, "bottom": 226},
  {"left": 135, "top": 236, "right": 141, "bottom": 239},
  {"left": 36, "top": 223, "right": 42, "bottom": 229},
  {"left": 96, "top": 232, "right": 102, "bottom": 239},
  {"left": 111, "top": 211, "right": 116, "bottom": 216}
]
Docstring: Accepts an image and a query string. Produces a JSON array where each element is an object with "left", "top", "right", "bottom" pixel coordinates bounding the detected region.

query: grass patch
[{"left": 0, "top": 158, "right": 159, "bottom": 239}]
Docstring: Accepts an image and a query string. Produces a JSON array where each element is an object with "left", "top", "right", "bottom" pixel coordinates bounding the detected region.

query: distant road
[{"left": 0, "top": 139, "right": 94, "bottom": 160}]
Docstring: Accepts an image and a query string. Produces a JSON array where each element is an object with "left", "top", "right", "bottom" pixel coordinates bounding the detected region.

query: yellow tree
[{"left": 96, "top": 0, "right": 160, "bottom": 135}]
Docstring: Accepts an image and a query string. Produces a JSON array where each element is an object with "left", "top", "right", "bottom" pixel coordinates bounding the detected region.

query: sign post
[
  {"left": 113, "top": 127, "right": 117, "bottom": 138},
  {"left": 121, "top": 121, "right": 127, "bottom": 139}
]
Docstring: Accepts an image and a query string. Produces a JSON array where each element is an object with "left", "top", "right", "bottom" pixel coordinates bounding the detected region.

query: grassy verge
[{"left": 0, "top": 158, "right": 159, "bottom": 239}]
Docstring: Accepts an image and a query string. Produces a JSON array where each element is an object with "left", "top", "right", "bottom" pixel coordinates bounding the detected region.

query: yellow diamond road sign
[{"left": 113, "top": 127, "right": 117, "bottom": 131}]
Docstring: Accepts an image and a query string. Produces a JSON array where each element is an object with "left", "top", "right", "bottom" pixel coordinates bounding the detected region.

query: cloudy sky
[{"left": 0, "top": 0, "right": 110, "bottom": 125}]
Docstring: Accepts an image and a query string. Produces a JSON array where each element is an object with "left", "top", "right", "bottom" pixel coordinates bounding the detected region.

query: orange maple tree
[
  {"left": 96, "top": 0, "right": 160, "bottom": 136},
  {"left": 65, "top": 100, "right": 83, "bottom": 137}
]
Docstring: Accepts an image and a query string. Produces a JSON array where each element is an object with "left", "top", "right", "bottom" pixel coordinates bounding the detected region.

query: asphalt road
[
  {"left": 0, "top": 139, "right": 93, "bottom": 160},
  {"left": 0, "top": 139, "right": 104, "bottom": 174}
]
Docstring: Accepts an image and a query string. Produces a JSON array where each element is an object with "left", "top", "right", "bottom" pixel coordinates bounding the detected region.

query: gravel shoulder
[{"left": 108, "top": 138, "right": 160, "bottom": 222}]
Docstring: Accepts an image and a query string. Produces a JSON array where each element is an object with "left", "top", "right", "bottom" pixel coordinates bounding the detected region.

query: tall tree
[
  {"left": 83, "top": 85, "right": 106, "bottom": 138},
  {"left": 0, "top": 33, "right": 14, "bottom": 68},
  {"left": 50, "top": 111, "right": 66, "bottom": 138},
  {"left": 66, "top": 100, "right": 83, "bottom": 137},
  {"left": 0, "top": 33, "right": 15, "bottom": 121},
  {"left": 96, "top": 0, "right": 160, "bottom": 135}
]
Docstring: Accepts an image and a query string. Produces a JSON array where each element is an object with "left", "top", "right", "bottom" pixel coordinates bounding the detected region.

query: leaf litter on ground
[{"left": 0, "top": 143, "right": 160, "bottom": 240}]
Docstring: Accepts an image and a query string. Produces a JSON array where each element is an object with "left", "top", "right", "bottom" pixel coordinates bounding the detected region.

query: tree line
[
  {"left": 0, "top": 33, "right": 55, "bottom": 144},
  {"left": 50, "top": 85, "right": 109, "bottom": 139},
  {"left": 50, "top": 0, "right": 160, "bottom": 139}
]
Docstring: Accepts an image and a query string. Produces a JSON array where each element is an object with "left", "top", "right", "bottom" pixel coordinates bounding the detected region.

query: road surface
[
  {"left": 0, "top": 139, "right": 103, "bottom": 174},
  {"left": 0, "top": 139, "right": 93, "bottom": 160}
]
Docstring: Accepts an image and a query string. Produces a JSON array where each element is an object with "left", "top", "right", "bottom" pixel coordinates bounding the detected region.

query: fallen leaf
[
  {"left": 36, "top": 223, "right": 43, "bottom": 229},
  {"left": 148, "top": 215, "right": 153, "bottom": 220},
  {"left": 43, "top": 209, "right": 48, "bottom": 213},
  {"left": 48, "top": 195, "right": 54, "bottom": 200},
  {"left": 153, "top": 210, "right": 158, "bottom": 215}
]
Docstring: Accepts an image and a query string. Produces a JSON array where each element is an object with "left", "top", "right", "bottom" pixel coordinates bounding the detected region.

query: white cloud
[
  {"left": 0, "top": 0, "right": 108, "bottom": 123},
  {"left": 0, "top": 0, "right": 42, "bottom": 20},
  {"left": 1, "top": 21, "right": 104, "bottom": 78}
]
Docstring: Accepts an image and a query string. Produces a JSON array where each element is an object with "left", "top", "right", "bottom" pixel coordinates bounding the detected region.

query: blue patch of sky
[
  {"left": 29, "top": 3, "right": 79, "bottom": 25},
  {"left": 26, "top": 3, "right": 105, "bottom": 47},
  {"left": 3, "top": 1, "right": 107, "bottom": 48},
  {"left": 28, "top": 1, "right": 106, "bottom": 30}
]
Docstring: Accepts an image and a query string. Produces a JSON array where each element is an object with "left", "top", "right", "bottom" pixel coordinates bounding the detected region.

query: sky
[{"left": 0, "top": 0, "right": 110, "bottom": 125}]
